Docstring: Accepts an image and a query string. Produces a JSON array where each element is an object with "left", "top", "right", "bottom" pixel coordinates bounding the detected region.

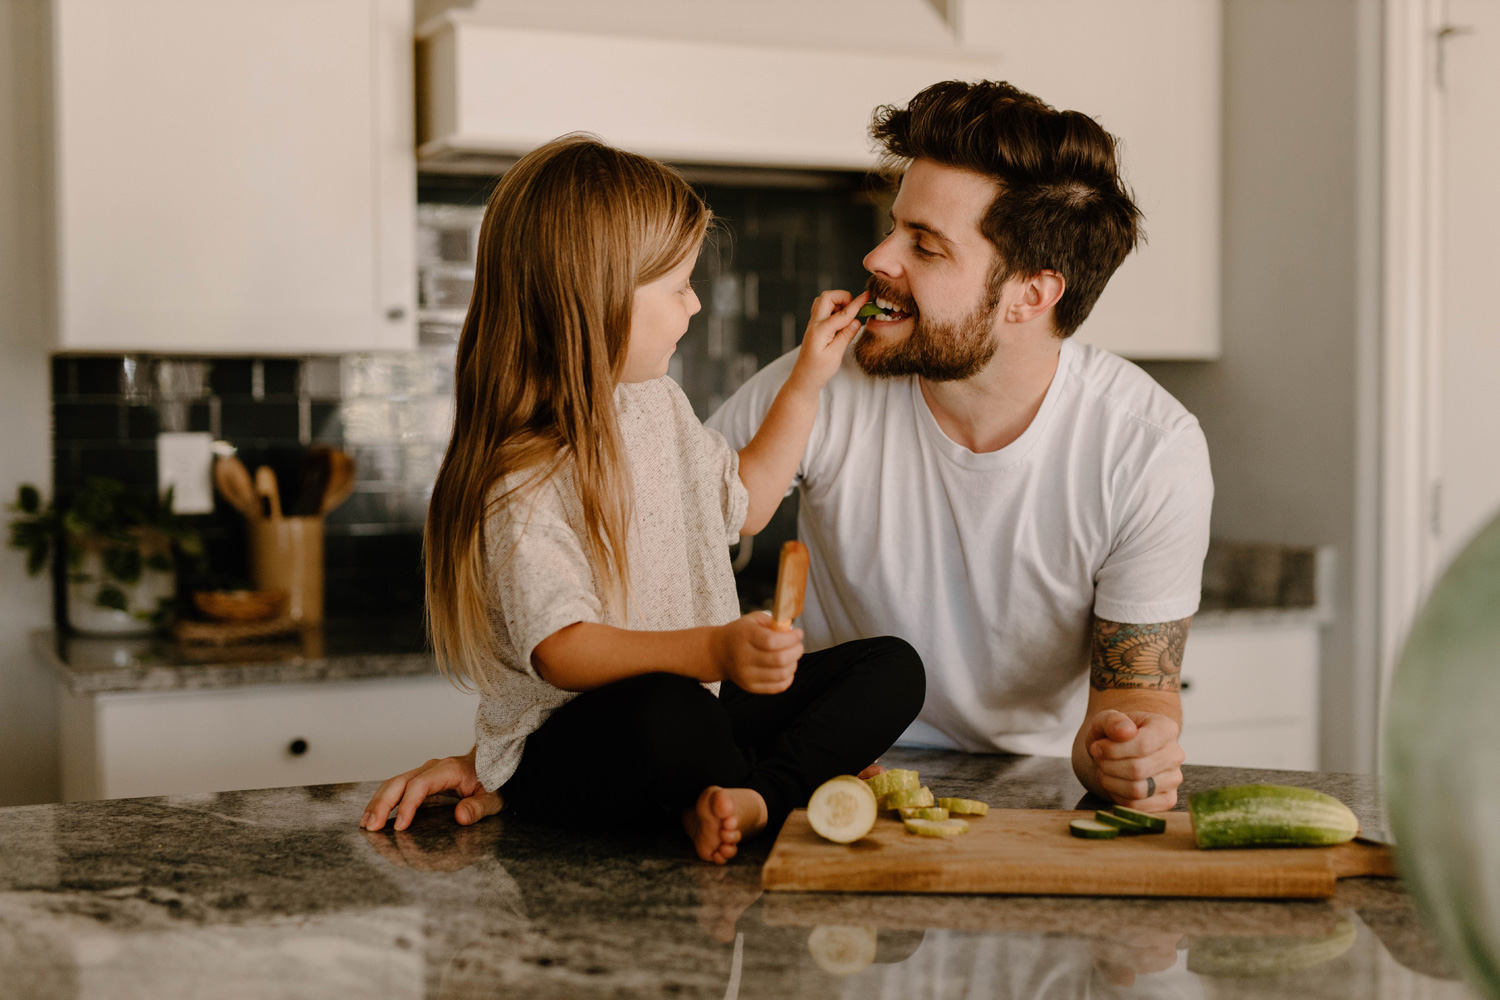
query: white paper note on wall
[{"left": 157, "top": 432, "right": 214, "bottom": 514}]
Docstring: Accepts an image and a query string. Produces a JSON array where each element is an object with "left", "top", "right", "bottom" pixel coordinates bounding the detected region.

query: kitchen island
[{"left": 0, "top": 750, "right": 1468, "bottom": 999}]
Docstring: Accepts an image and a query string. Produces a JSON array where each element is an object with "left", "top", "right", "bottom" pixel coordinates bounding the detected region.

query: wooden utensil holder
[{"left": 247, "top": 515, "right": 324, "bottom": 624}]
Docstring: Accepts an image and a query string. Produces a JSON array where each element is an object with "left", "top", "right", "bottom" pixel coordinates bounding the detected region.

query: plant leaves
[
  {"left": 17, "top": 484, "right": 40, "bottom": 514},
  {"left": 145, "top": 552, "right": 174, "bottom": 572},
  {"left": 103, "top": 546, "right": 142, "bottom": 585},
  {"left": 95, "top": 586, "right": 128, "bottom": 611}
]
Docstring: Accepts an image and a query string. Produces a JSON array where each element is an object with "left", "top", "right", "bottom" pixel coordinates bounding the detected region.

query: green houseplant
[{"left": 8, "top": 478, "right": 204, "bottom": 635}]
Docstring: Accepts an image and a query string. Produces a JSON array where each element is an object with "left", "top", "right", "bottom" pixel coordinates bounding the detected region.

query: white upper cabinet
[
  {"left": 49, "top": 0, "right": 415, "bottom": 353},
  {"left": 418, "top": 0, "right": 1221, "bottom": 360}
]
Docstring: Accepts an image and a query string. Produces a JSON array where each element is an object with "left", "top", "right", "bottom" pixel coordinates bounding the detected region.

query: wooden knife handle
[{"left": 772, "top": 541, "right": 809, "bottom": 630}]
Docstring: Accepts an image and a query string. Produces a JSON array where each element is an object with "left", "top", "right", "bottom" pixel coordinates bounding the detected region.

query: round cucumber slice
[
  {"left": 936, "top": 797, "right": 989, "bottom": 816},
  {"left": 1109, "top": 805, "right": 1167, "bottom": 833},
  {"left": 807, "top": 925, "right": 878, "bottom": 975},
  {"left": 862, "top": 768, "right": 919, "bottom": 801},
  {"left": 898, "top": 806, "right": 949, "bottom": 821},
  {"left": 903, "top": 817, "right": 970, "bottom": 837},
  {"left": 807, "top": 775, "right": 879, "bottom": 844},
  {"left": 1094, "top": 810, "right": 1152, "bottom": 834},
  {"left": 1070, "top": 819, "right": 1121, "bottom": 839},
  {"left": 882, "top": 786, "right": 935, "bottom": 810}
]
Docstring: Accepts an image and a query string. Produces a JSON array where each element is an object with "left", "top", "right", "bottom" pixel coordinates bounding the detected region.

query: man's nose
[{"left": 863, "top": 234, "right": 901, "bottom": 278}]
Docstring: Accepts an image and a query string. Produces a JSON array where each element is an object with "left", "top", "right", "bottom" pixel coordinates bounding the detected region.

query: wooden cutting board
[{"left": 761, "top": 808, "right": 1397, "bottom": 899}]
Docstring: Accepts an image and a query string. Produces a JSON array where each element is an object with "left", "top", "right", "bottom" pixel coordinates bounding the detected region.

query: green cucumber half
[{"left": 1188, "top": 784, "right": 1359, "bottom": 849}]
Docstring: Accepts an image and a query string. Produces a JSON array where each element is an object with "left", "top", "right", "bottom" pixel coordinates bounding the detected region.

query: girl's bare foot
[{"left": 682, "top": 786, "right": 768, "bottom": 865}]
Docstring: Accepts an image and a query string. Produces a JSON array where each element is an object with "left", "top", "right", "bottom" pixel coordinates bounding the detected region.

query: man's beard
[{"left": 854, "top": 275, "right": 1003, "bottom": 382}]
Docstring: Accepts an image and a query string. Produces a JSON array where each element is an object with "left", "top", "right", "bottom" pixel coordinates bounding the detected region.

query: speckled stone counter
[
  {"left": 33, "top": 616, "right": 436, "bottom": 694},
  {"left": 0, "top": 751, "right": 1471, "bottom": 1000}
]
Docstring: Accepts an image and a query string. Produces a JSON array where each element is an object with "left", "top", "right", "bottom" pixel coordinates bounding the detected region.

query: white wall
[
  {"left": 1139, "top": 0, "right": 1380, "bottom": 773},
  {"left": 0, "top": 0, "right": 61, "bottom": 804}
]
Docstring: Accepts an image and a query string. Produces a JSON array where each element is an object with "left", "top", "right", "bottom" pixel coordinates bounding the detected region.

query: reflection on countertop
[{"left": 0, "top": 751, "right": 1464, "bottom": 1000}]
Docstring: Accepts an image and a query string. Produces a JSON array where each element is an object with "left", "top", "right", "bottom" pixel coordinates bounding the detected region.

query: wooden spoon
[
  {"left": 319, "top": 450, "right": 357, "bottom": 514},
  {"left": 253, "top": 465, "right": 282, "bottom": 520},
  {"left": 214, "top": 455, "right": 260, "bottom": 520}
]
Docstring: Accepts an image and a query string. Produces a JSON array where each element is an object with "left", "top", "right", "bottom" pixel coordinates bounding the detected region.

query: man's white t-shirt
[{"left": 707, "top": 337, "right": 1213, "bottom": 758}]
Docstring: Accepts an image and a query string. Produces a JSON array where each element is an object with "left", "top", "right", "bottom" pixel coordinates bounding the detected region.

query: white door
[{"left": 1434, "top": 1, "right": 1500, "bottom": 572}]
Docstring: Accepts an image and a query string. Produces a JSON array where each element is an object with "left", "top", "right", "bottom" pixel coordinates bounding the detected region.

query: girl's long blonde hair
[{"left": 426, "top": 135, "right": 710, "bottom": 693}]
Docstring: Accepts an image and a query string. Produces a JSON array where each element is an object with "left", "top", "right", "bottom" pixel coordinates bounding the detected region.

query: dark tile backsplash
[{"left": 47, "top": 175, "right": 883, "bottom": 625}]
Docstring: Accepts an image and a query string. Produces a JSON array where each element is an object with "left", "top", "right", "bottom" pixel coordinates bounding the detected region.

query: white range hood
[{"left": 415, "top": 1, "right": 990, "bottom": 171}]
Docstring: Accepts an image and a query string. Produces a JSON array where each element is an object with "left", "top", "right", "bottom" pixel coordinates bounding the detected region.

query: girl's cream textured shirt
[{"left": 472, "top": 376, "right": 750, "bottom": 792}]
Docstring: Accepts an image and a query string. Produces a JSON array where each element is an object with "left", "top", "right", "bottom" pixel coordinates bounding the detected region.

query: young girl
[{"left": 361, "top": 136, "right": 924, "bottom": 864}]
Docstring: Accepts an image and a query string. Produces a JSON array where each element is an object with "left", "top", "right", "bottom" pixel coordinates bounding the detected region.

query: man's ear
[{"left": 1006, "top": 270, "right": 1065, "bottom": 324}]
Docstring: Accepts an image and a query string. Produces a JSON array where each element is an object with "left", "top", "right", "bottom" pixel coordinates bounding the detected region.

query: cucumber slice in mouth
[{"left": 855, "top": 303, "right": 888, "bottom": 319}]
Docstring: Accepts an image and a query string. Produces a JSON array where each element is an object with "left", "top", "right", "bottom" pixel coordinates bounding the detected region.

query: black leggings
[{"left": 501, "top": 635, "right": 925, "bottom": 830}]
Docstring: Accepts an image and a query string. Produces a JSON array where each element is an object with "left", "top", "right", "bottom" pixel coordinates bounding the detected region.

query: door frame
[{"left": 1376, "top": 0, "right": 1446, "bottom": 759}]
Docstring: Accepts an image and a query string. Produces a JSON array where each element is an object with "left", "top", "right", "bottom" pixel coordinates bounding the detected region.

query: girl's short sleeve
[
  {"left": 485, "top": 495, "right": 604, "bottom": 679},
  {"left": 707, "top": 425, "right": 750, "bottom": 543}
]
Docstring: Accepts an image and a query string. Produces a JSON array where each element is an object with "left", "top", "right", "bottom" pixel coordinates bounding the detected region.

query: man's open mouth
[{"left": 857, "top": 297, "right": 914, "bottom": 322}]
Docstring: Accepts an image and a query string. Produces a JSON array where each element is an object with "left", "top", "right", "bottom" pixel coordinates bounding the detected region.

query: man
[
  {"left": 707, "top": 80, "right": 1211, "bottom": 810},
  {"left": 362, "top": 79, "right": 1210, "bottom": 833}
]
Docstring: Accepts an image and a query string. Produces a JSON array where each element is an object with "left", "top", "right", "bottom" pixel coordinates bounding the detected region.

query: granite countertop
[{"left": 0, "top": 751, "right": 1466, "bottom": 1000}]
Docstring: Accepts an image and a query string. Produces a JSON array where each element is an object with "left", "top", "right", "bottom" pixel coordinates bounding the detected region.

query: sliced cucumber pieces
[
  {"left": 882, "top": 786, "right": 935, "bottom": 810},
  {"left": 1188, "top": 784, "right": 1360, "bottom": 849},
  {"left": 1070, "top": 819, "right": 1121, "bottom": 839},
  {"left": 898, "top": 806, "right": 949, "bottom": 821},
  {"left": 862, "top": 768, "right": 919, "bottom": 801},
  {"left": 807, "top": 775, "right": 879, "bottom": 844},
  {"left": 935, "top": 797, "right": 989, "bottom": 816},
  {"left": 1110, "top": 805, "right": 1167, "bottom": 833},
  {"left": 1094, "top": 810, "right": 1153, "bottom": 834},
  {"left": 903, "top": 817, "right": 970, "bottom": 838}
]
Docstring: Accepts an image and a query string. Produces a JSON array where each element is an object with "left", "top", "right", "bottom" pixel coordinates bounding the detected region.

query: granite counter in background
[{"left": 33, "top": 615, "right": 435, "bottom": 695}]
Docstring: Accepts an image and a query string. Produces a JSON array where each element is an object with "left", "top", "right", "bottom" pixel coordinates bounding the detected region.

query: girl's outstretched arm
[
  {"left": 736, "top": 290, "right": 867, "bottom": 534},
  {"left": 533, "top": 613, "right": 803, "bottom": 693}
]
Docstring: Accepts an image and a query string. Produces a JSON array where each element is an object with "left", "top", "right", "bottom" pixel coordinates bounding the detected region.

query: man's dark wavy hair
[{"left": 870, "top": 80, "right": 1142, "bottom": 338}]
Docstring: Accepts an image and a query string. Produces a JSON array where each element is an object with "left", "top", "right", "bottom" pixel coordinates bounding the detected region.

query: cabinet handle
[
  {"left": 1180, "top": 679, "right": 1193, "bottom": 693},
  {"left": 288, "top": 738, "right": 309, "bottom": 757},
  {"left": 385, "top": 306, "right": 406, "bottom": 321}
]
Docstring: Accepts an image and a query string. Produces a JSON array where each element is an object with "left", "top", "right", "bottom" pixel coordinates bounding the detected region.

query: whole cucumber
[{"left": 1188, "top": 784, "right": 1359, "bottom": 849}]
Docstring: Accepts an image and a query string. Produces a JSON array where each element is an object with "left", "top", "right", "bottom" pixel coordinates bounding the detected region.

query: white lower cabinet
[
  {"left": 1177, "top": 619, "right": 1322, "bottom": 771},
  {"left": 60, "top": 676, "right": 478, "bottom": 802}
]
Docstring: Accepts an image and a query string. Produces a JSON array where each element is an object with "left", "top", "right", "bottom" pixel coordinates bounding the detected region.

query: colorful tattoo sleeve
[{"left": 1089, "top": 616, "right": 1192, "bottom": 692}]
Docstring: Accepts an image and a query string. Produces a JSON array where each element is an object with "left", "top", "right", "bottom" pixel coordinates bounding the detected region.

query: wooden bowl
[{"left": 193, "top": 589, "right": 286, "bottom": 622}]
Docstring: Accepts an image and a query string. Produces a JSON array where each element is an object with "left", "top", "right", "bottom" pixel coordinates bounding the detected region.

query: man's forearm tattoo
[{"left": 1089, "top": 616, "right": 1192, "bottom": 691}]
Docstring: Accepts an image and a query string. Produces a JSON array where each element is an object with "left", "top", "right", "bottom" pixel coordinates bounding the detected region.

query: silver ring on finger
[{"left": 1146, "top": 775, "right": 1157, "bottom": 799}]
